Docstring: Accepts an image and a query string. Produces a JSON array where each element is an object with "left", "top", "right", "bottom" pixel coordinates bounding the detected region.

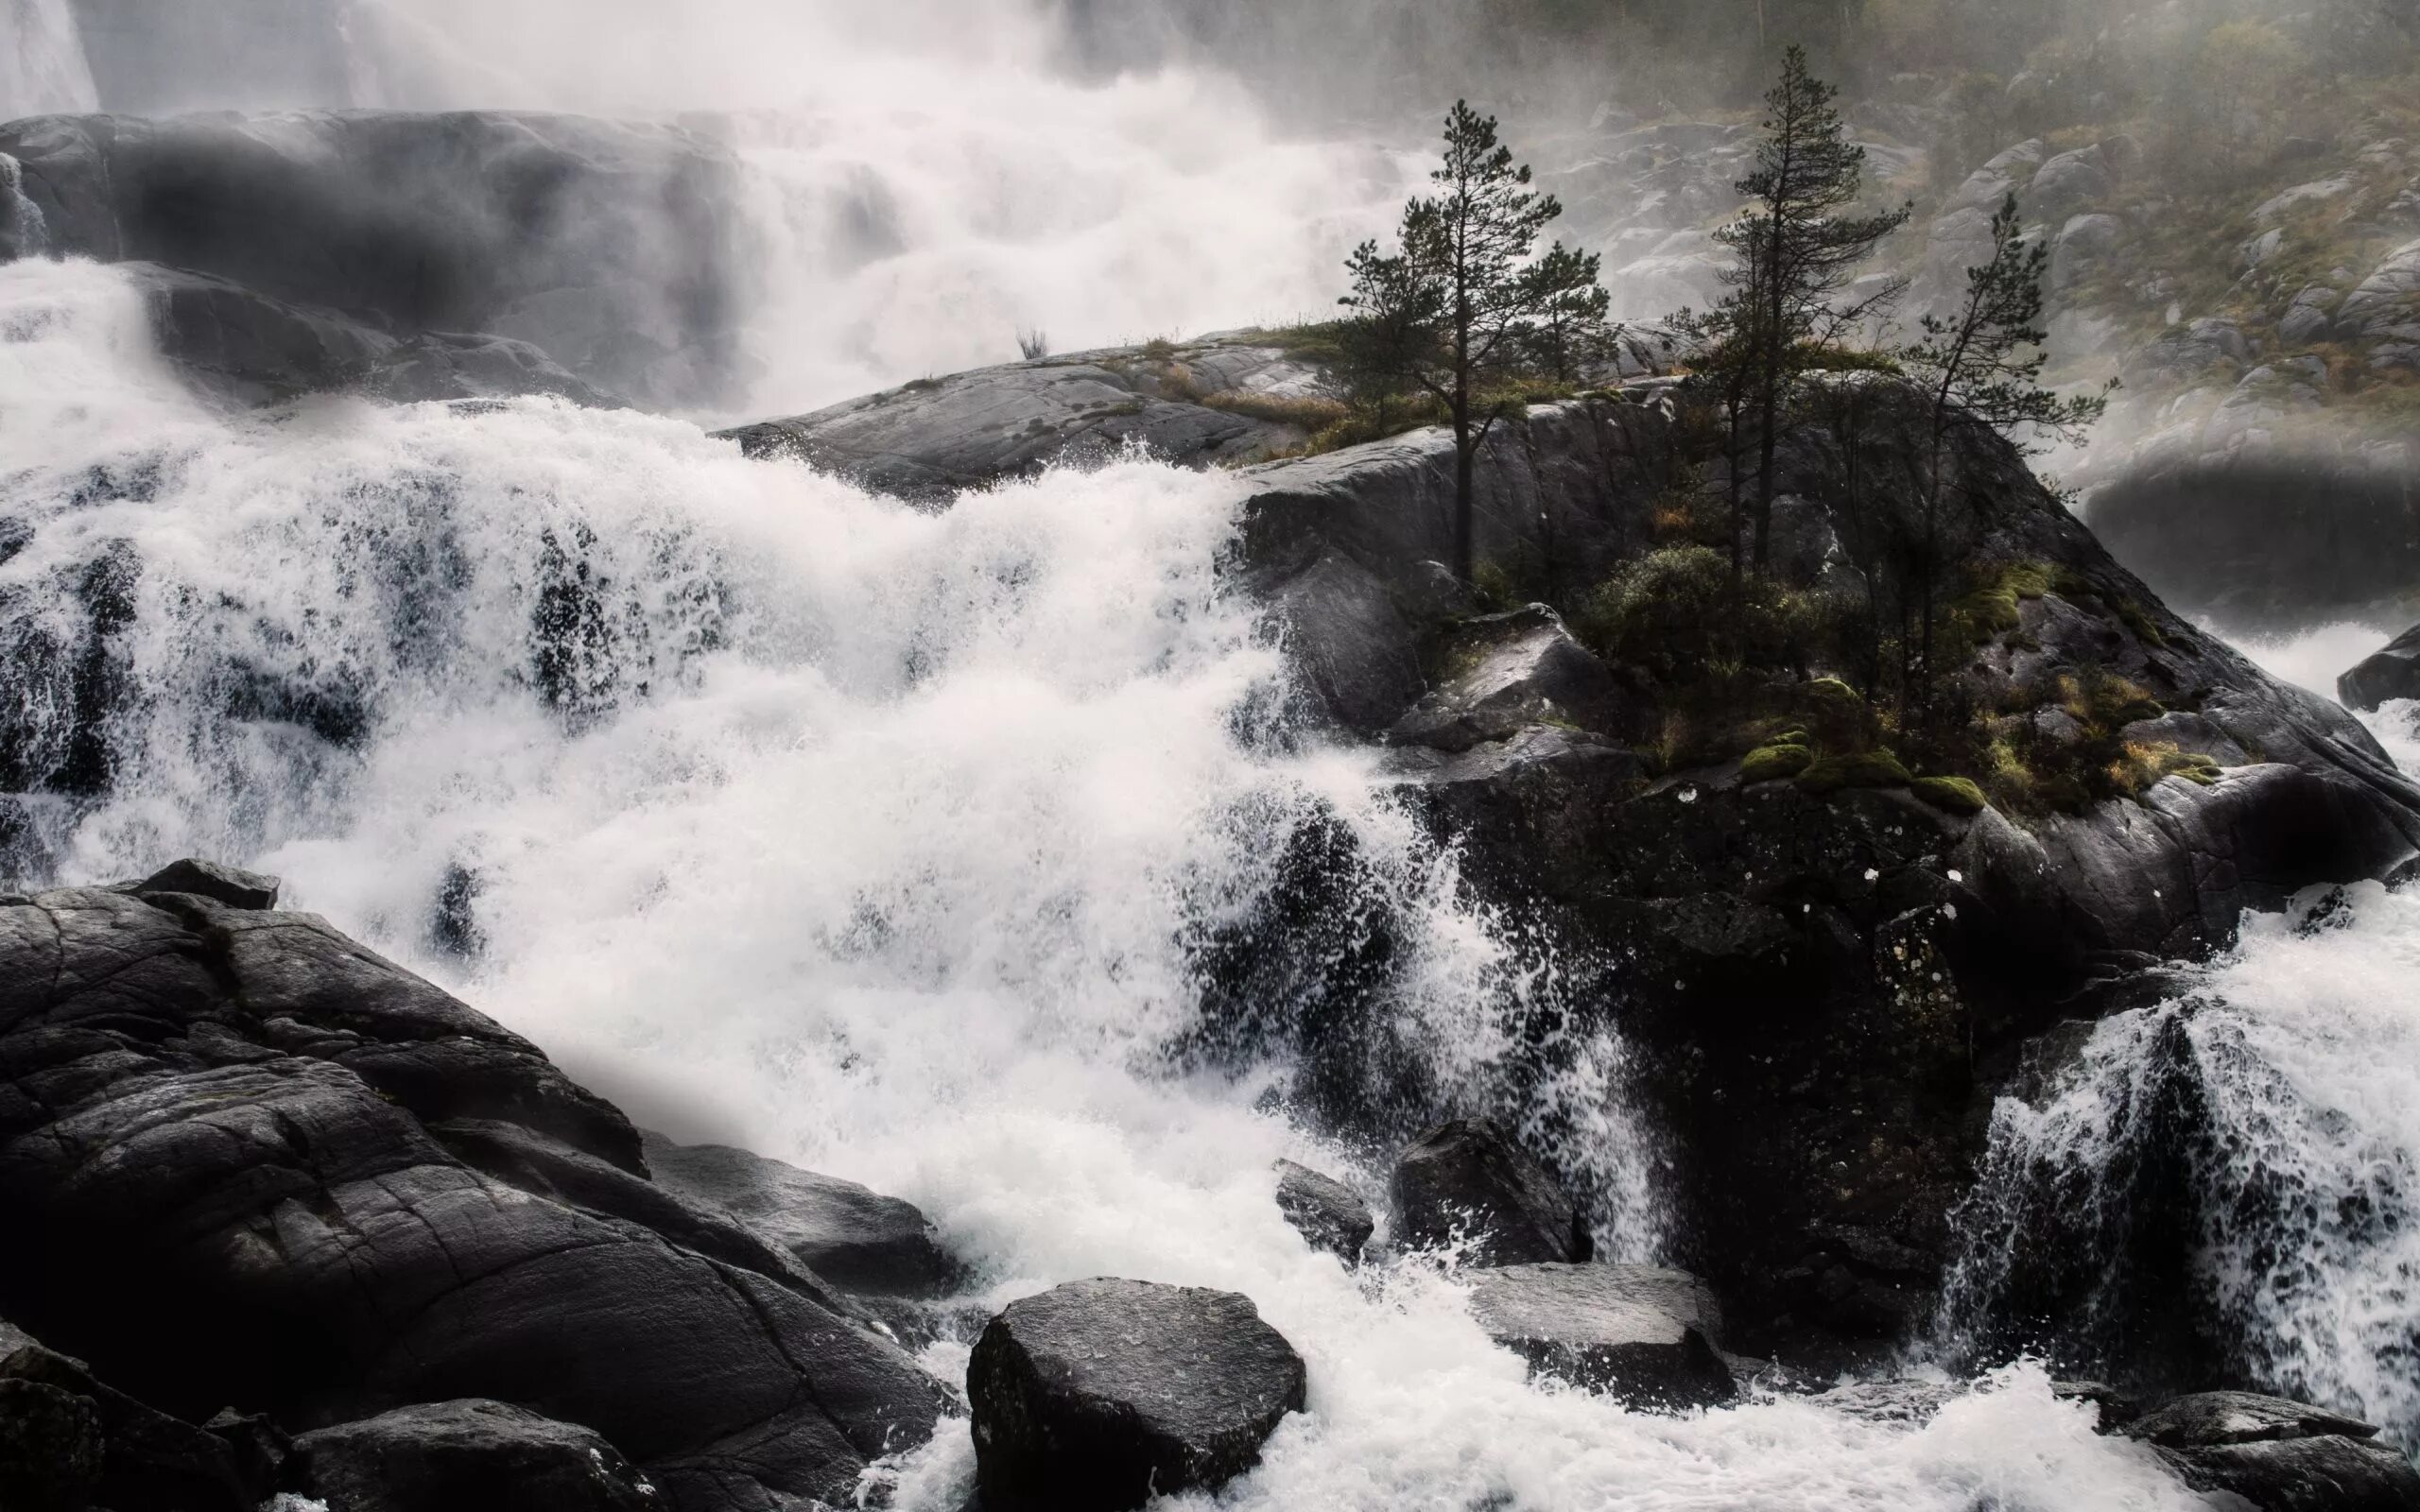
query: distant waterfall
[{"left": 0, "top": 0, "right": 98, "bottom": 117}]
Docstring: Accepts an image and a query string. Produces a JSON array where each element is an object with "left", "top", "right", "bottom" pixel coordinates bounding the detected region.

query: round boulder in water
[
  {"left": 289, "top": 1400, "right": 663, "bottom": 1512},
  {"left": 1466, "top": 1263, "right": 1736, "bottom": 1410},
  {"left": 1390, "top": 1118, "right": 1588, "bottom": 1265},
  {"left": 967, "top": 1279, "right": 1306, "bottom": 1511}
]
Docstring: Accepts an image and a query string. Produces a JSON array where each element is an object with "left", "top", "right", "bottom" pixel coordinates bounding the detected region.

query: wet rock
[
  {"left": 1468, "top": 1263, "right": 1735, "bottom": 1409},
  {"left": 288, "top": 1400, "right": 664, "bottom": 1512},
  {"left": 0, "top": 1320, "right": 268, "bottom": 1511},
  {"left": 2130, "top": 1393, "right": 2420, "bottom": 1512},
  {"left": 642, "top": 1130, "right": 959, "bottom": 1297},
  {"left": 2340, "top": 624, "right": 2420, "bottom": 711},
  {"left": 967, "top": 1279, "right": 1305, "bottom": 1512},
  {"left": 130, "top": 856, "right": 281, "bottom": 910},
  {"left": 1389, "top": 1118, "right": 1589, "bottom": 1265},
  {"left": 1389, "top": 607, "right": 1630, "bottom": 754},
  {"left": 0, "top": 883, "right": 946, "bottom": 1510},
  {"left": 1273, "top": 1160, "right": 1374, "bottom": 1262},
  {"left": 718, "top": 338, "right": 1322, "bottom": 500}
]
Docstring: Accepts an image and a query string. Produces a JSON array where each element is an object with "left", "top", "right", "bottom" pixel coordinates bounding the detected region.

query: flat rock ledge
[
  {"left": 967, "top": 1279, "right": 1306, "bottom": 1511},
  {"left": 1467, "top": 1263, "right": 1737, "bottom": 1411}
]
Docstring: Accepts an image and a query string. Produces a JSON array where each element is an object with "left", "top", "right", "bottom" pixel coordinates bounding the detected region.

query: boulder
[
  {"left": 130, "top": 855, "right": 281, "bottom": 909},
  {"left": 641, "top": 1131, "right": 959, "bottom": 1297},
  {"left": 0, "top": 1318, "right": 273, "bottom": 1512},
  {"left": 1466, "top": 1263, "right": 1736, "bottom": 1409},
  {"left": 0, "top": 112, "right": 745, "bottom": 407},
  {"left": 288, "top": 1400, "right": 664, "bottom": 1512},
  {"left": 2340, "top": 624, "right": 2420, "bottom": 711},
  {"left": 967, "top": 1279, "right": 1305, "bottom": 1512},
  {"left": 1272, "top": 1160, "right": 1374, "bottom": 1262},
  {"left": 1388, "top": 607, "right": 1631, "bottom": 755},
  {"left": 0, "top": 884, "right": 947, "bottom": 1510},
  {"left": 1389, "top": 1119, "right": 1589, "bottom": 1265},
  {"left": 2128, "top": 1393, "right": 2420, "bottom": 1512}
]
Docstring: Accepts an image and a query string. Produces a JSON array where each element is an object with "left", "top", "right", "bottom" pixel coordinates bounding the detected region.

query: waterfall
[
  {"left": 0, "top": 0, "right": 98, "bottom": 118},
  {"left": 0, "top": 251, "right": 2233, "bottom": 1511}
]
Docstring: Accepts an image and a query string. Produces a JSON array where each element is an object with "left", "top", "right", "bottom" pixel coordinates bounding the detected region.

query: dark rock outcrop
[
  {"left": 1389, "top": 1119, "right": 1589, "bottom": 1266},
  {"left": 0, "top": 111, "right": 743, "bottom": 407},
  {"left": 130, "top": 855, "right": 280, "bottom": 909},
  {"left": 641, "top": 1131, "right": 959, "bottom": 1297},
  {"left": 1466, "top": 1263, "right": 1736, "bottom": 1409},
  {"left": 0, "top": 1315, "right": 278, "bottom": 1512},
  {"left": 2341, "top": 624, "right": 2420, "bottom": 712},
  {"left": 0, "top": 882, "right": 947, "bottom": 1509},
  {"left": 1272, "top": 1159, "right": 1374, "bottom": 1262},
  {"left": 2127, "top": 1393, "right": 2420, "bottom": 1512},
  {"left": 967, "top": 1279, "right": 1305, "bottom": 1512},
  {"left": 716, "top": 335, "right": 1324, "bottom": 501},
  {"left": 287, "top": 1400, "right": 664, "bottom": 1512}
]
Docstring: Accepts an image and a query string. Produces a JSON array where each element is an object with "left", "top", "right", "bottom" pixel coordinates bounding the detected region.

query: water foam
[{"left": 0, "top": 254, "right": 2230, "bottom": 1509}]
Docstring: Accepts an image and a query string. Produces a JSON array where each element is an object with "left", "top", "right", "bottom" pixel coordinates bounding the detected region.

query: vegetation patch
[
  {"left": 1798, "top": 747, "right": 1912, "bottom": 793},
  {"left": 1911, "top": 775, "right": 1989, "bottom": 815},
  {"left": 1740, "top": 741, "right": 1817, "bottom": 782}
]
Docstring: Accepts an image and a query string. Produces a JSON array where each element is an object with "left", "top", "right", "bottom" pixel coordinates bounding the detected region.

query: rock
[
  {"left": 1389, "top": 607, "right": 1630, "bottom": 754},
  {"left": 0, "top": 154, "right": 45, "bottom": 262},
  {"left": 967, "top": 1279, "right": 1305, "bottom": 1512},
  {"left": 0, "top": 1318, "right": 270, "bottom": 1511},
  {"left": 130, "top": 855, "right": 281, "bottom": 909},
  {"left": 2028, "top": 145, "right": 2115, "bottom": 225},
  {"left": 0, "top": 112, "right": 746, "bottom": 407},
  {"left": 2129, "top": 1393, "right": 2420, "bottom": 1512},
  {"left": 1389, "top": 1118, "right": 1589, "bottom": 1265},
  {"left": 1467, "top": 1263, "right": 1735, "bottom": 1409},
  {"left": 1272, "top": 1160, "right": 1374, "bottom": 1261},
  {"left": 2051, "top": 215, "right": 2122, "bottom": 292},
  {"left": 641, "top": 1131, "right": 959, "bottom": 1297},
  {"left": 2131, "top": 1391, "right": 2385, "bottom": 1449},
  {"left": 0, "top": 884, "right": 947, "bottom": 1509},
  {"left": 288, "top": 1400, "right": 664, "bottom": 1512},
  {"left": 0, "top": 1379, "right": 102, "bottom": 1512},
  {"left": 2340, "top": 624, "right": 2420, "bottom": 711},
  {"left": 717, "top": 337, "right": 1322, "bottom": 501}
]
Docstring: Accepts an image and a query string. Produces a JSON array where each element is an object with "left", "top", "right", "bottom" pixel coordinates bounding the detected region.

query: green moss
[
  {"left": 1740, "top": 743, "right": 1818, "bottom": 782},
  {"left": 1798, "top": 747, "right": 1912, "bottom": 794},
  {"left": 1911, "top": 775, "right": 1989, "bottom": 815},
  {"left": 2116, "top": 598, "right": 2170, "bottom": 650}
]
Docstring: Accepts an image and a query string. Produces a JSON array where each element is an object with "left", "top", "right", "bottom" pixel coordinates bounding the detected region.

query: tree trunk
[{"left": 1454, "top": 408, "right": 1477, "bottom": 583}]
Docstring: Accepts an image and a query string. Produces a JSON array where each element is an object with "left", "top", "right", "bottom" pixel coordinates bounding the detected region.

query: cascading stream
[{"left": 0, "top": 254, "right": 2233, "bottom": 1510}]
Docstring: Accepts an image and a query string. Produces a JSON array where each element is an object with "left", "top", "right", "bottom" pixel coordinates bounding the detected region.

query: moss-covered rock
[
  {"left": 1798, "top": 748, "right": 1912, "bottom": 794},
  {"left": 1740, "top": 743, "right": 1817, "bottom": 782},
  {"left": 1911, "top": 775, "right": 1989, "bottom": 815}
]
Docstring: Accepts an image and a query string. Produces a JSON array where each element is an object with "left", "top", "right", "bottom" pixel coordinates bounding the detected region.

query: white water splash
[{"left": 0, "top": 254, "right": 2228, "bottom": 1510}]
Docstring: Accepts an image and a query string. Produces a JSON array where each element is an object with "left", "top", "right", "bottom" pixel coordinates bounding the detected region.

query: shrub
[
  {"left": 1579, "top": 546, "right": 1734, "bottom": 680},
  {"left": 1197, "top": 390, "right": 1351, "bottom": 429},
  {"left": 1911, "top": 775, "right": 1989, "bottom": 814},
  {"left": 1799, "top": 747, "right": 1913, "bottom": 793},
  {"left": 1741, "top": 742, "right": 1817, "bottom": 782},
  {"left": 1017, "top": 328, "right": 1051, "bottom": 361}
]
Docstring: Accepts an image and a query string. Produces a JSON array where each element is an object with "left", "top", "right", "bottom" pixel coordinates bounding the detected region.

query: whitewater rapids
[{"left": 0, "top": 255, "right": 2254, "bottom": 1508}]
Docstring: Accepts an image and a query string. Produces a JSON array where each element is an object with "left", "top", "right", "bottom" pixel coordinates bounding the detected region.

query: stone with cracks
[
  {"left": 642, "top": 1131, "right": 959, "bottom": 1297},
  {"left": 2340, "top": 624, "right": 2420, "bottom": 712},
  {"left": 288, "top": 1399, "right": 665, "bottom": 1512},
  {"left": 1273, "top": 1160, "right": 1374, "bottom": 1261},
  {"left": 967, "top": 1279, "right": 1306, "bottom": 1511}
]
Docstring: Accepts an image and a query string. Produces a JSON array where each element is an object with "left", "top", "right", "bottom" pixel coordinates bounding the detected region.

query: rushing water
[
  {"left": 1942, "top": 607, "right": 2420, "bottom": 1452},
  {"left": 0, "top": 254, "right": 2243, "bottom": 1509}
]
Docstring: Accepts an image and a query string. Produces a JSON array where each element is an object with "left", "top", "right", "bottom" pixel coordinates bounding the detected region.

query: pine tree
[
  {"left": 1898, "top": 192, "right": 2112, "bottom": 714},
  {"left": 1720, "top": 44, "right": 1910, "bottom": 571},
  {"left": 1340, "top": 101, "right": 1610, "bottom": 582}
]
